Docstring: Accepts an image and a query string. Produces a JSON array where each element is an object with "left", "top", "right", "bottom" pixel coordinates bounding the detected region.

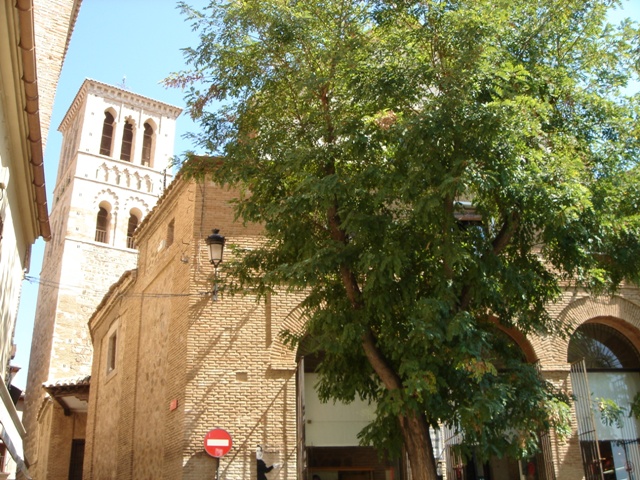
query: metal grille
[
  {"left": 533, "top": 361, "right": 557, "bottom": 480},
  {"left": 297, "top": 357, "right": 307, "bottom": 479},
  {"left": 442, "top": 424, "right": 464, "bottom": 480},
  {"left": 538, "top": 430, "right": 557, "bottom": 480},
  {"left": 94, "top": 228, "right": 107, "bottom": 243},
  {"left": 571, "top": 359, "right": 605, "bottom": 480},
  {"left": 606, "top": 372, "right": 640, "bottom": 479}
]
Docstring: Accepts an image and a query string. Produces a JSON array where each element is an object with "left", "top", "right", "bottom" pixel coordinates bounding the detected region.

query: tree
[{"left": 167, "top": 1, "right": 640, "bottom": 478}]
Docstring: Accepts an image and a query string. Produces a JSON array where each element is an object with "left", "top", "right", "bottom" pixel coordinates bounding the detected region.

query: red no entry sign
[{"left": 204, "top": 428, "right": 233, "bottom": 458}]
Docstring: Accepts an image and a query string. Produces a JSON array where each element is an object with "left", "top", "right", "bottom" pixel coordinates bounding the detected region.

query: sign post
[{"left": 205, "top": 428, "right": 232, "bottom": 480}]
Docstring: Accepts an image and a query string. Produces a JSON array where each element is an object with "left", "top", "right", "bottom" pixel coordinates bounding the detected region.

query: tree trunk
[
  {"left": 360, "top": 329, "right": 439, "bottom": 480},
  {"left": 398, "top": 411, "right": 439, "bottom": 480}
]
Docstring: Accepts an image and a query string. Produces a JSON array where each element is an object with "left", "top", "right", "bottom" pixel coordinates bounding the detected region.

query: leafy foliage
[
  {"left": 597, "top": 397, "right": 626, "bottom": 429},
  {"left": 168, "top": 0, "right": 640, "bottom": 477},
  {"left": 630, "top": 392, "right": 640, "bottom": 420}
]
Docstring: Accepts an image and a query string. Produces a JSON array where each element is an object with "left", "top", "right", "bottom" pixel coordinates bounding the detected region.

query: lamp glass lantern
[
  {"left": 205, "top": 229, "right": 225, "bottom": 301},
  {"left": 206, "top": 229, "right": 225, "bottom": 267}
]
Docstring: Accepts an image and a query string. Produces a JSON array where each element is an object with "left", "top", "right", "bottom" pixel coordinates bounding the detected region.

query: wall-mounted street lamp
[{"left": 205, "top": 229, "right": 225, "bottom": 301}]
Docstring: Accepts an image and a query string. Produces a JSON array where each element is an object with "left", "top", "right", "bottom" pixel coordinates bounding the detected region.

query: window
[
  {"left": 107, "top": 331, "right": 117, "bottom": 374},
  {"left": 568, "top": 323, "right": 640, "bottom": 370},
  {"left": 569, "top": 323, "right": 640, "bottom": 480},
  {"left": 99, "top": 111, "right": 115, "bottom": 156},
  {"left": 0, "top": 444, "right": 5, "bottom": 473},
  {"left": 141, "top": 122, "right": 155, "bottom": 167},
  {"left": 95, "top": 206, "right": 110, "bottom": 243},
  {"left": 166, "top": 219, "right": 175, "bottom": 248},
  {"left": 120, "top": 120, "right": 134, "bottom": 162},
  {"left": 127, "top": 213, "right": 139, "bottom": 249}
]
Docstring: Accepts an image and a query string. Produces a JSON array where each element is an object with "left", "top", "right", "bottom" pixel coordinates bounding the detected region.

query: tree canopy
[{"left": 168, "top": 0, "right": 640, "bottom": 477}]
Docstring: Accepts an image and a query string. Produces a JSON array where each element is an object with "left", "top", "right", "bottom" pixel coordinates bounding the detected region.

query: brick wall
[
  {"left": 86, "top": 178, "right": 303, "bottom": 479},
  {"left": 85, "top": 176, "right": 640, "bottom": 480}
]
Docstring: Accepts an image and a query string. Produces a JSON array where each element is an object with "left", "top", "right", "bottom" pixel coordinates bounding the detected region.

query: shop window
[
  {"left": 141, "top": 122, "right": 155, "bottom": 167},
  {"left": 120, "top": 121, "right": 134, "bottom": 162},
  {"left": 95, "top": 206, "right": 110, "bottom": 244},
  {"left": 99, "top": 111, "right": 115, "bottom": 156},
  {"left": 569, "top": 323, "right": 640, "bottom": 480}
]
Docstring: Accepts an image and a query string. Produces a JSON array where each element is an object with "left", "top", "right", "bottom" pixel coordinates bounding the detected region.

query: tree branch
[
  {"left": 362, "top": 329, "right": 403, "bottom": 391},
  {"left": 326, "top": 198, "right": 403, "bottom": 392},
  {"left": 492, "top": 210, "right": 520, "bottom": 255}
]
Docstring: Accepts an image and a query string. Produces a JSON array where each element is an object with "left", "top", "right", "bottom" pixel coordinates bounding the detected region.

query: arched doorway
[
  {"left": 569, "top": 322, "right": 640, "bottom": 480},
  {"left": 443, "top": 329, "right": 552, "bottom": 480}
]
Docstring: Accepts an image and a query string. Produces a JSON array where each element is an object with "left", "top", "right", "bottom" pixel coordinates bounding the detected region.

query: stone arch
[
  {"left": 122, "top": 196, "right": 151, "bottom": 220},
  {"left": 120, "top": 116, "right": 137, "bottom": 162},
  {"left": 537, "top": 294, "right": 640, "bottom": 366},
  {"left": 93, "top": 189, "right": 119, "bottom": 214},
  {"left": 268, "top": 301, "right": 308, "bottom": 370},
  {"left": 113, "top": 166, "right": 121, "bottom": 185},
  {"left": 267, "top": 307, "right": 543, "bottom": 370},
  {"left": 95, "top": 199, "right": 114, "bottom": 244},
  {"left": 495, "top": 324, "right": 539, "bottom": 364},
  {"left": 131, "top": 172, "right": 141, "bottom": 190}
]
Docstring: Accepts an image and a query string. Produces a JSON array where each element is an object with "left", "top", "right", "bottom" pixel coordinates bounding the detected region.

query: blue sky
[{"left": 12, "top": 0, "right": 640, "bottom": 390}]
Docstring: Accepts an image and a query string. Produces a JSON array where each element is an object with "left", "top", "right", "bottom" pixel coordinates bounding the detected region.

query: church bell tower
[{"left": 23, "top": 79, "right": 182, "bottom": 479}]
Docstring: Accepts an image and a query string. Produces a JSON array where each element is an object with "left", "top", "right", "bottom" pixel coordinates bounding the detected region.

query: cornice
[{"left": 59, "top": 78, "right": 183, "bottom": 132}]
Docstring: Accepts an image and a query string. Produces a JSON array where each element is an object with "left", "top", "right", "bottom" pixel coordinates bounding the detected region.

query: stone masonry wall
[{"left": 33, "top": 0, "right": 80, "bottom": 150}]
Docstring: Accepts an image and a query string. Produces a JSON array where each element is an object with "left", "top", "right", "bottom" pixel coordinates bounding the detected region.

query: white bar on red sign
[{"left": 207, "top": 439, "right": 230, "bottom": 447}]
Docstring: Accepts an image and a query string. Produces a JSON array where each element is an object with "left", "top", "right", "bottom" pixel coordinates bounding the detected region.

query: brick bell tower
[{"left": 22, "top": 79, "right": 182, "bottom": 480}]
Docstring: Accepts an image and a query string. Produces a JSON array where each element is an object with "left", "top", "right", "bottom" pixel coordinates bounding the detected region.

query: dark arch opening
[
  {"left": 568, "top": 323, "right": 640, "bottom": 370},
  {"left": 99, "top": 111, "right": 115, "bottom": 156}
]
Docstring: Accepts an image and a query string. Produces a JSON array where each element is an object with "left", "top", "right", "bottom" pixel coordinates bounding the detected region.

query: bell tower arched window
[
  {"left": 95, "top": 206, "right": 111, "bottom": 244},
  {"left": 99, "top": 111, "right": 115, "bottom": 156},
  {"left": 127, "top": 212, "right": 140, "bottom": 249},
  {"left": 141, "top": 122, "right": 155, "bottom": 167},
  {"left": 120, "top": 121, "right": 134, "bottom": 162}
]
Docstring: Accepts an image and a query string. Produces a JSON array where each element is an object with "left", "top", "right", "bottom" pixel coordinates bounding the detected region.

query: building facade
[
  {"left": 22, "top": 79, "right": 181, "bottom": 480},
  {"left": 83, "top": 174, "right": 640, "bottom": 480},
  {"left": 0, "top": 1, "right": 80, "bottom": 477}
]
